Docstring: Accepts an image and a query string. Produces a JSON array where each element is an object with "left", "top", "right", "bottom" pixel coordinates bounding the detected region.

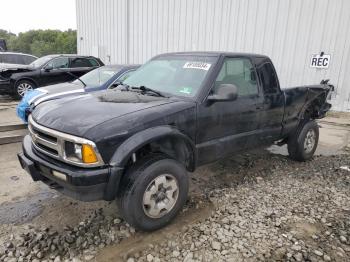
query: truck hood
[{"left": 31, "top": 90, "right": 176, "bottom": 137}]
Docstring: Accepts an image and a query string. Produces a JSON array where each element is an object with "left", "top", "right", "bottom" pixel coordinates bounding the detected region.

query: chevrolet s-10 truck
[{"left": 18, "top": 52, "right": 332, "bottom": 231}]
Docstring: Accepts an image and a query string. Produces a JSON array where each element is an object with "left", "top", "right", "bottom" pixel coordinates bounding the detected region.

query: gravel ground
[
  {"left": 133, "top": 153, "right": 350, "bottom": 262},
  {"left": 1, "top": 151, "right": 349, "bottom": 262}
]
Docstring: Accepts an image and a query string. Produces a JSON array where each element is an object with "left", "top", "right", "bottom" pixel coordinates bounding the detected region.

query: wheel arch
[
  {"left": 109, "top": 126, "right": 197, "bottom": 172},
  {"left": 14, "top": 77, "right": 38, "bottom": 90}
]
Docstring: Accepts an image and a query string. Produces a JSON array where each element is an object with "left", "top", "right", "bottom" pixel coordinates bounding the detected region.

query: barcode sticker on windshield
[{"left": 183, "top": 62, "right": 211, "bottom": 71}]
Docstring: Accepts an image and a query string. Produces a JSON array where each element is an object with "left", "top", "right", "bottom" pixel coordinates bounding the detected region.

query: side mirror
[
  {"left": 108, "top": 81, "right": 122, "bottom": 90},
  {"left": 44, "top": 65, "right": 53, "bottom": 72},
  {"left": 207, "top": 84, "right": 238, "bottom": 102}
]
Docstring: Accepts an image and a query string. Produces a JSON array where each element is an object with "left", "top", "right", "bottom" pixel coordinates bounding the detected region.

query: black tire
[
  {"left": 288, "top": 120, "right": 319, "bottom": 161},
  {"left": 13, "top": 80, "right": 36, "bottom": 99},
  {"left": 117, "top": 153, "right": 189, "bottom": 231}
]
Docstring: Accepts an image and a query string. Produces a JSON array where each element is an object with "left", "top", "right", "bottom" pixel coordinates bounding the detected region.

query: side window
[
  {"left": 23, "top": 55, "right": 36, "bottom": 65},
  {"left": 214, "top": 57, "right": 258, "bottom": 97},
  {"left": 16, "top": 55, "right": 26, "bottom": 65},
  {"left": 70, "top": 58, "right": 93, "bottom": 68},
  {"left": 117, "top": 70, "right": 134, "bottom": 82},
  {"left": 258, "top": 62, "right": 279, "bottom": 94},
  {"left": 1, "top": 54, "right": 19, "bottom": 64},
  {"left": 46, "top": 57, "right": 69, "bottom": 69}
]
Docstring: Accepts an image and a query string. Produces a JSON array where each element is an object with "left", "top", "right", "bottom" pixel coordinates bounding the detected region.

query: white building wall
[{"left": 76, "top": 0, "right": 350, "bottom": 112}]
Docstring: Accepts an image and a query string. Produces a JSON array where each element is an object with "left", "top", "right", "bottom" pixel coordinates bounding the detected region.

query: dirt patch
[
  {"left": 97, "top": 200, "right": 214, "bottom": 262},
  {"left": 0, "top": 191, "right": 54, "bottom": 225},
  {"left": 289, "top": 222, "right": 321, "bottom": 239}
]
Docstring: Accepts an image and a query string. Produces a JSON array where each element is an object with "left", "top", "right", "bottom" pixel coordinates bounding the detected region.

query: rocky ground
[
  {"left": 0, "top": 150, "right": 349, "bottom": 262},
  {"left": 132, "top": 153, "right": 350, "bottom": 262}
]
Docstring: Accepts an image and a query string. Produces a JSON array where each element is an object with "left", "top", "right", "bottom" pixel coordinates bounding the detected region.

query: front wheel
[
  {"left": 14, "top": 80, "right": 36, "bottom": 99},
  {"left": 117, "top": 154, "right": 189, "bottom": 231},
  {"left": 288, "top": 120, "right": 319, "bottom": 161}
]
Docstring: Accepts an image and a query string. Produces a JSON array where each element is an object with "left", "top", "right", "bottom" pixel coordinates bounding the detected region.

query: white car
[{"left": 0, "top": 52, "right": 38, "bottom": 68}]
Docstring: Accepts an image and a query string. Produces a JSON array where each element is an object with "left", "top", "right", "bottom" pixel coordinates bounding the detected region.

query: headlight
[{"left": 64, "top": 142, "right": 98, "bottom": 164}]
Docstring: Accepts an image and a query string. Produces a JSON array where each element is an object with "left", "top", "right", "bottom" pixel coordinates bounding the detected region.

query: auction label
[{"left": 183, "top": 62, "right": 211, "bottom": 70}]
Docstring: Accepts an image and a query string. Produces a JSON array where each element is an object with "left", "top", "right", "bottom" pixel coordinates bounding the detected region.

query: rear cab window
[{"left": 257, "top": 61, "right": 280, "bottom": 94}]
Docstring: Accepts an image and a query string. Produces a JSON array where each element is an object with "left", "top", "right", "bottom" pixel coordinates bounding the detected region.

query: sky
[{"left": 0, "top": 0, "right": 76, "bottom": 34}]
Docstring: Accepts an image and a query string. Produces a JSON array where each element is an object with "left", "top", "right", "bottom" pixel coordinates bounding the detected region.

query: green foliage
[{"left": 0, "top": 29, "right": 77, "bottom": 57}]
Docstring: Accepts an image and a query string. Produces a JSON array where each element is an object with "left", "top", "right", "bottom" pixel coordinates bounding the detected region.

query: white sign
[
  {"left": 310, "top": 54, "right": 330, "bottom": 69},
  {"left": 183, "top": 62, "right": 211, "bottom": 71}
]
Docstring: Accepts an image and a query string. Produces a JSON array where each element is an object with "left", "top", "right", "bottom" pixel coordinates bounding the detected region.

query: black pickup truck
[{"left": 18, "top": 52, "right": 332, "bottom": 231}]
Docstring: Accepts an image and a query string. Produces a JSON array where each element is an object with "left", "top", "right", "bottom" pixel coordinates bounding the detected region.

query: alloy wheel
[{"left": 17, "top": 82, "right": 33, "bottom": 97}]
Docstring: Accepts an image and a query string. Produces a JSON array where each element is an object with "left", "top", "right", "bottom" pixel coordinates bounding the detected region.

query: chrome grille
[
  {"left": 28, "top": 115, "right": 104, "bottom": 168},
  {"left": 28, "top": 118, "right": 62, "bottom": 158}
]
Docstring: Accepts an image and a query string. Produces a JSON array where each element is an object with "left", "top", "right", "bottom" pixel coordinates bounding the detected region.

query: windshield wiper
[
  {"left": 131, "top": 85, "right": 167, "bottom": 97},
  {"left": 61, "top": 70, "right": 86, "bottom": 87}
]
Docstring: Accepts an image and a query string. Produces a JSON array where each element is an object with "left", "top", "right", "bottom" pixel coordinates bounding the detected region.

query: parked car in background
[
  {"left": 18, "top": 52, "right": 333, "bottom": 231},
  {"left": 16, "top": 64, "right": 140, "bottom": 122},
  {"left": 0, "top": 54, "right": 104, "bottom": 98},
  {"left": 0, "top": 39, "right": 7, "bottom": 51},
  {"left": 0, "top": 52, "right": 38, "bottom": 66}
]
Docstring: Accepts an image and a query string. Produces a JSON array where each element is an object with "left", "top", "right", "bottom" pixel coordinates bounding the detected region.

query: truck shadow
[{"left": 189, "top": 148, "right": 288, "bottom": 197}]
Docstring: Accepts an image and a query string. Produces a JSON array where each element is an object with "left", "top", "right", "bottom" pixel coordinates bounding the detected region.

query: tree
[
  {"left": 0, "top": 29, "right": 77, "bottom": 57},
  {"left": 0, "top": 29, "right": 16, "bottom": 40}
]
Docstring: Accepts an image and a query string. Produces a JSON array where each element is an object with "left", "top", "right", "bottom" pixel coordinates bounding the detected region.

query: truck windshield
[{"left": 123, "top": 55, "right": 217, "bottom": 97}]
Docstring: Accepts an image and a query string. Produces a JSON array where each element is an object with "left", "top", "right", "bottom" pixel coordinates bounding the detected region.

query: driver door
[
  {"left": 196, "top": 57, "right": 262, "bottom": 165},
  {"left": 40, "top": 57, "right": 70, "bottom": 86}
]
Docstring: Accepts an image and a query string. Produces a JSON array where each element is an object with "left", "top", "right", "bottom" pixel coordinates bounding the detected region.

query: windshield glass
[
  {"left": 123, "top": 55, "right": 218, "bottom": 97},
  {"left": 74, "top": 66, "right": 120, "bottom": 88},
  {"left": 29, "top": 56, "right": 53, "bottom": 67}
]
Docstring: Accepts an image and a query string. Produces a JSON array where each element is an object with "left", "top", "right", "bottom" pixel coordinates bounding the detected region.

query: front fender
[{"left": 109, "top": 126, "right": 196, "bottom": 169}]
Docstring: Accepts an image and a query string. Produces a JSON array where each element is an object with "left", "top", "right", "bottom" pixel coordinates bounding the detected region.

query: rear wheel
[
  {"left": 14, "top": 80, "right": 36, "bottom": 99},
  {"left": 117, "top": 153, "right": 189, "bottom": 231},
  {"left": 288, "top": 120, "right": 319, "bottom": 161}
]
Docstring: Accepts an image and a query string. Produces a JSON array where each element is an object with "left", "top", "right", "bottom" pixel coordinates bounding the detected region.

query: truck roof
[{"left": 155, "top": 51, "right": 269, "bottom": 59}]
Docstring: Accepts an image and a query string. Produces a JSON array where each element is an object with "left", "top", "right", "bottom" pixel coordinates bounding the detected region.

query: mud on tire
[
  {"left": 288, "top": 120, "right": 319, "bottom": 161},
  {"left": 117, "top": 153, "right": 189, "bottom": 231}
]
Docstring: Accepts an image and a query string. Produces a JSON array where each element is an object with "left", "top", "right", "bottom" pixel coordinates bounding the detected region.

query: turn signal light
[{"left": 82, "top": 144, "right": 98, "bottom": 163}]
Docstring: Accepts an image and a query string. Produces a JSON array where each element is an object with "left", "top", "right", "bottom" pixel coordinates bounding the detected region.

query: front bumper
[
  {"left": 18, "top": 135, "right": 123, "bottom": 201},
  {"left": 0, "top": 80, "right": 11, "bottom": 94}
]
